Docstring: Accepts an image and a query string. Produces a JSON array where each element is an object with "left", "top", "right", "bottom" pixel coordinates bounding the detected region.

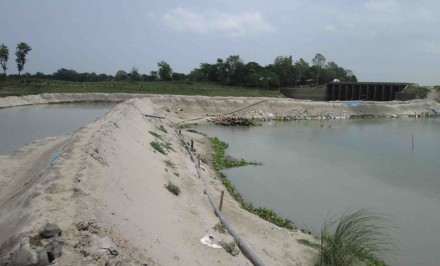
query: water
[
  {"left": 197, "top": 119, "right": 440, "bottom": 266},
  {"left": 0, "top": 103, "right": 116, "bottom": 154}
]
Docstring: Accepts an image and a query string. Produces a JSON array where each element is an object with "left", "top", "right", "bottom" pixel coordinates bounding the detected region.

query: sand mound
[{"left": 0, "top": 97, "right": 318, "bottom": 265}]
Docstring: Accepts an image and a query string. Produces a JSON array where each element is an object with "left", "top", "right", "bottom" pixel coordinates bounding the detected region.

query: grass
[
  {"left": 150, "top": 141, "right": 167, "bottom": 155},
  {"left": 0, "top": 79, "right": 282, "bottom": 97},
  {"left": 164, "top": 159, "right": 175, "bottom": 169},
  {"left": 209, "top": 137, "right": 261, "bottom": 170},
  {"left": 297, "top": 239, "right": 320, "bottom": 250},
  {"left": 213, "top": 222, "right": 227, "bottom": 234},
  {"left": 149, "top": 130, "right": 174, "bottom": 155},
  {"left": 149, "top": 131, "right": 162, "bottom": 139},
  {"left": 403, "top": 85, "right": 429, "bottom": 99},
  {"left": 317, "top": 209, "right": 395, "bottom": 266},
  {"left": 219, "top": 240, "right": 240, "bottom": 256},
  {"left": 164, "top": 182, "right": 181, "bottom": 196},
  {"left": 158, "top": 125, "right": 167, "bottom": 133}
]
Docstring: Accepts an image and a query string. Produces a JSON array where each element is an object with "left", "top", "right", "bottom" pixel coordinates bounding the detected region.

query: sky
[{"left": 1, "top": 0, "right": 439, "bottom": 85}]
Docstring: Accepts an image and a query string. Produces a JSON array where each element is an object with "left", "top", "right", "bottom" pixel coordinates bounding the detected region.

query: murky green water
[
  {"left": 197, "top": 118, "right": 440, "bottom": 266},
  {"left": 0, "top": 103, "right": 116, "bottom": 154}
]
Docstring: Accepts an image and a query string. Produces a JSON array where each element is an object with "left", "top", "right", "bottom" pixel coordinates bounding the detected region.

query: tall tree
[
  {"left": 273, "top": 56, "right": 294, "bottom": 86},
  {"left": 0, "top": 43, "right": 9, "bottom": 76},
  {"left": 225, "top": 55, "right": 245, "bottom": 85},
  {"left": 294, "top": 58, "right": 309, "bottom": 85},
  {"left": 157, "top": 61, "right": 173, "bottom": 81},
  {"left": 312, "top": 53, "right": 326, "bottom": 85},
  {"left": 129, "top": 67, "right": 141, "bottom": 81},
  {"left": 15, "top": 42, "right": 32, "bottom": 76}
]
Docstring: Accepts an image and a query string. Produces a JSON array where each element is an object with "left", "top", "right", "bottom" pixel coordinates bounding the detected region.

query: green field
[{"left": 0, "top": 79, "right": 282, "bottom": 98}]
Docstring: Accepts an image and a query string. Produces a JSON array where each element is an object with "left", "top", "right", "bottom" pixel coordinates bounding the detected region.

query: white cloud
[{"left": 163, "top": 8, "right": 276, "bottom": 37}]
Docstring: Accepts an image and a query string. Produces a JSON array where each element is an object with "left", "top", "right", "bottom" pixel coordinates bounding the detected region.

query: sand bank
[{"left": 1, "top": 94, "right": 439, "bottom": 265}]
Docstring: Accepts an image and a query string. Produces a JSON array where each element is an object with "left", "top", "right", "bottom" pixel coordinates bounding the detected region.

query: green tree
[
  {"left": 0, "top": 43, "right": 9, "bottom": 76},
  {"left": 273, "top": 55, "right": 295, "bottom": 87},
  {"left": 157, "top": 61, "right": 173, "bottom": 81},
  {"left": 115, "top": 70, "right": 128, "bottom": 81},
  {"left": 15, "top": 42, "right": 32, "bottom": 76},
  {"left": 149, "top": 71, "right": 159, "bottom": 81},
  {"left": 225, "top": 55, "right": 245, "bottom": 85},
  {"left": 293, "top": 58, "right": 309, "bottom": 85},
  {"left": 129, "top": 67, "right": 141, "bottom": 81},
  {"left": 312, "top": 53, "right": 326, "bottom": 85}
]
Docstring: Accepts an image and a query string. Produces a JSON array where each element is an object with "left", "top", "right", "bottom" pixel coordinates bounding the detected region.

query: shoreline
[{"left": 1, "top": 94, "right": 439, "bottom": 265}]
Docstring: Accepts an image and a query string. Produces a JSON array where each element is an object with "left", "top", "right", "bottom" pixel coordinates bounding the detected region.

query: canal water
[
  {"left": 197, "top": 118, "right": 440, "bottom": 266},
  {"left": 0, "top": 103, "right": 116, "bottom": 154}
]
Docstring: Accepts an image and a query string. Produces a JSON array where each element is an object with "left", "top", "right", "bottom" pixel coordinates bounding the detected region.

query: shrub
[
  {"left": 317, "top": 209, "right": 394, "bottom": 266},
  {"left": 150, "top": 141, "right": 167, "bottom": 155},
  {"left": 159, "top": 125, "right": 167, "bottom": 133},
  {"left": 219, "top": 240, "right": 240, "bottom": 256},
  {"left": 164, "top": 182, "right": 181, "bottom": 196},
  {"left": 213, "top": 222, "right": 227, "bottom": 234},
  {"left": 149, "top": 131, "right": 162, "bottom": 139},
  {"left": 164, "top": 159, "right": 175, "bottom": 169}
]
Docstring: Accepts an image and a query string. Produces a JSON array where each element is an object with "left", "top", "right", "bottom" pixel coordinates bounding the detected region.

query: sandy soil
[{"left": 1, "top": 94, "right": 439, "bottom": 265}]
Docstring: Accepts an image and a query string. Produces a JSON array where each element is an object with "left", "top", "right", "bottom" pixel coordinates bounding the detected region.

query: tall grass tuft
[{"left": 317, "top": 209, "right": 395, "bottom": 266}]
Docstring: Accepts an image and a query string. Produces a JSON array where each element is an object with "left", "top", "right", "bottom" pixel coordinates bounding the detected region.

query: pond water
[
  {"left": 197, "top": 118, "right": 440, "bottom": 266},
  {"left": 0, "top": 103, "right": 116, "bottom": 154}
]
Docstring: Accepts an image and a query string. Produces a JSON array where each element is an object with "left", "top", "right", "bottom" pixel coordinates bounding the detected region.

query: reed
[{"left": 317, "top": 209, "right": 395, "bottom": 266}]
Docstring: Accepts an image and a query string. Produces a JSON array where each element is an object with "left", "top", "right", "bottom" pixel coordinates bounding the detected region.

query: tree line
[
  {"left": 188, "top": 54, "right": 356, "bottom": 88},
  {"left": 1, "top": 42, "right": 357, "bottom": 88}
]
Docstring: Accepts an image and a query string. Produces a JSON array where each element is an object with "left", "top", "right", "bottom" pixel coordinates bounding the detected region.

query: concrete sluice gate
[{"left": 326, "top": 82, "right": 412, "bottom": 101}]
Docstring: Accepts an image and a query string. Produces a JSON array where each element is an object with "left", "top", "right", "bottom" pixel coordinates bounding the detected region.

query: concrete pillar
[
  {"left": 373, "top": 85, "right": 377, "bottom": 101},
  {"left": 381, "top": 85, "right": 386, "bottom": 101},
  {"left": 339, "top": 85, "right": 343, "bottom": 101},
  {"left": 366, "top": 85, "right": 370, "bottom": 100},
  {"left": 389, "top": 85, "right": 394, "bottom": 100},
  {"left": 345, "top": 84, "right": 349, "bottom": 100}
]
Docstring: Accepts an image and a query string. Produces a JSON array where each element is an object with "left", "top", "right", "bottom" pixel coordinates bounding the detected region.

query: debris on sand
[{"left": 209, "top": 116, "right": 255, "bottom": 126}]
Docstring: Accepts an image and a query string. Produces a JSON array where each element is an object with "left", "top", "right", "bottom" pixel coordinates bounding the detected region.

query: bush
[
  {"left": 164, "top": 182, "right": 180, "bottom": 196},
  {"left": 219, "top": 240, "right": 240, "bottom": 256},
  {"left": 317, "top": 209, "right": 394, "bottom": 266},
  {"left": 150, "top": 141, "right": 167, "bottom": 155}
]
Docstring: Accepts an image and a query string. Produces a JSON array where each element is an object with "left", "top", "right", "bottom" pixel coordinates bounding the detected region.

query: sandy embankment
[{"left": 1, "top": 94, "right": 439, "bottom": 265}]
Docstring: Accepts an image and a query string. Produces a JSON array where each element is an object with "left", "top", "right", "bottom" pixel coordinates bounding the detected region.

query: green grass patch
[
  {"left": 158, "top": 125, "right": 167, "bottom": 133},
  {"left": 164, "top": 182, "right": 181, "bottom": 196},
  {"left": 209, "top": 137, "right": 261, "bottom": 170},
  {"left": 403, "top": 85, "right": 429, "bottom": 99},
  {"left": 164, "top": 159, "right": 176, "bottom": 169},
  {"left": 297, "top": 239, "right": 320, "bottom": 249},
  {"left": 149, "top": 131, "right": 162, "bottom": 139},
  {"left": 150, "top": 141, "right": 167, "bottom": 155},
  {"left": 219, "top": 240, "right": 240, "bottom": 256},
  {"left": 213, "top": 222, "right": 227, "bottom": 234},
  {"left": 0, "top": 79, "right": 282, "bottom": 97}
]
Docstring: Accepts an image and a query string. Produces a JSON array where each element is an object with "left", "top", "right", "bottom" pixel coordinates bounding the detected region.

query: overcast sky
[{"left": 1, "top": 0, "right": 439, "bottom": 85}]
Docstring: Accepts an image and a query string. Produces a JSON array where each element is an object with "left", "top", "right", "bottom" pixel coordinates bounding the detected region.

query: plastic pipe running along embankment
[{"left": 175, "top": 129, "right": 265, "bottom": 266}]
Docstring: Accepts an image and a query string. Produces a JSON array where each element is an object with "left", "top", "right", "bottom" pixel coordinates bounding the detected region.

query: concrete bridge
[
  {"left": 280, "top": 82, "right": 415, "bottom": 101},
  {"left": 326, "top": 82, "right": 412, "bottom": 101}
]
